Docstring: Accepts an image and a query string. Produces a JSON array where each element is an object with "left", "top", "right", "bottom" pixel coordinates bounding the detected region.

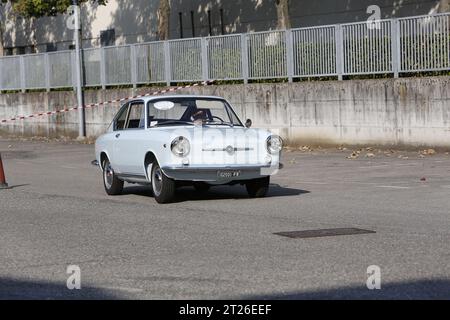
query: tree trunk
[
  {"left": 438, "top": 0, "right": 450, "bottom": 12},
  {"left": 0, "top": 22, "right": 4, "bottom": 56},
  {"left": 157, "top": 0, "right": 171, "bottom": 40},
  {"left": 29, "top": 17, "right": 37, "bottom": 53},
  {"left": 275, "top": 0, "right": 291, "bottom": 30},
  {"left": 0, "top": 6, "right": 4, "bottom": 56}
]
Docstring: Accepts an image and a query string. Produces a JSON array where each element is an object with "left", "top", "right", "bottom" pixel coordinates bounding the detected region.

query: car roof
[{"left": 134, "top": 95, "right": 227, "bottom": 104}]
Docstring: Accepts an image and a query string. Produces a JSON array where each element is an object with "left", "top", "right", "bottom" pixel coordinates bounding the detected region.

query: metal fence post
[
  {"left": 44, "top": 53, "right": 51, "bottom": 92},
  {"left": 100, "top": 47, "right": 106, "bottom": 89},
  {"left": 241, "top": 33, "right": 249, "bottom": 84},
  {"left": 335, "top": 24, "right": 344, "bottom": 81},
  {"left": 19, "top": 56, "right": 26, "bottom": 92},
  {"left": 391, "top": 19, "right": 400, "bottom": 78},
  {"left": 201, "top": 37, "right": 209, "bottom": 81},
  {"left": 164, "top": 41, "right": 171, "bottom": 86},
  {"left": 130, "top": 44, "right": 137, "bottom": 89},
  {"left": 285, "top": 29, "right": 294, "bottom": 82}
]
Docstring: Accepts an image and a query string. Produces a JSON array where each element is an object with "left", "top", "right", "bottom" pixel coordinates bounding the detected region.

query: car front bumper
[{"left": 161, "top": 164, "right": 282, "bottom": 182}]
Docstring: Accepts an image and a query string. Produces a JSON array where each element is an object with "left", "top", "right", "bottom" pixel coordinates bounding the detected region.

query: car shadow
[{"left": 121, "top": 183, "right": 309, "bottom": 203}]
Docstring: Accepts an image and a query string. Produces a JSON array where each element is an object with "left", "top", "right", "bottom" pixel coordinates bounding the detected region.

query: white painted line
[
  {"left": 376, "top": 185, "right": 410, "bottom": 189},
  {"left": 394, "top": 163, "right": 420, "bottom": 166},
  {"left": 357, "top": 165, "right": 390, "bottom": 169}
]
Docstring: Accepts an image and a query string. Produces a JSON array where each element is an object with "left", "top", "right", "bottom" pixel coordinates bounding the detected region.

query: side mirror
[{"left": 245, "top": 119, "right": 252, "bottom": 128}]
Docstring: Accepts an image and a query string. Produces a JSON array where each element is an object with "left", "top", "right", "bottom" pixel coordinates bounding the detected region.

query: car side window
[
  {"left": 125, "top": 102, "right": 145, "bottom": 130},
  {"left": 114, "top": 104, "right": 129, "bottom": 131}
]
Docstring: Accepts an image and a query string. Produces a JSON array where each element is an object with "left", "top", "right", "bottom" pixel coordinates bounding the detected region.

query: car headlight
[
  {"left": 266, "top": 135, "right": 283, "bottom": 154},
  {"left": 171, "top": 136, "right": 190, "bottom": 157}
]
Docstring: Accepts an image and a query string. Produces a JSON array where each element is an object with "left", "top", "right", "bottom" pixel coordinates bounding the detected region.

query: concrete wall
[
  {"left": 1, "top": 77, "right": 450, "bottom": 147},
  {"left": 1, "top": 0, "right": 441, "bottom": 52}
]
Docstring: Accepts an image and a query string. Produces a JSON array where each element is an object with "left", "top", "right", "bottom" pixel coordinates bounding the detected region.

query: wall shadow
[
  {"left": 241, "top": 279, "right": 450, "bottom": 300},
  {"left": 0, "top": 277, "right": 122, "bottom": 300}
]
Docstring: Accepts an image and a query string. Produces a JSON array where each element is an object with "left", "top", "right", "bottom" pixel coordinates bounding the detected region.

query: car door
[
  {"left": 113, "top": 100, "right": 146, "bottom": 175},
  {"left": 109, "top": 102, "right": 129, "bottom": 172}
]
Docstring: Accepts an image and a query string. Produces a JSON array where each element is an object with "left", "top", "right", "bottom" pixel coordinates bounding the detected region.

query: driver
[{"left": 190, "top": 109, "right": 205, "bottom": 125}]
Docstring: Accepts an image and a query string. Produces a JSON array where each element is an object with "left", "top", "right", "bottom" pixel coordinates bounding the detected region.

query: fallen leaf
[
  {"left": 420, "top": 149, "right": 436, "bottom": 156},
  {"left": 347, "top": 152, "right": 359, "bottom": 159}
]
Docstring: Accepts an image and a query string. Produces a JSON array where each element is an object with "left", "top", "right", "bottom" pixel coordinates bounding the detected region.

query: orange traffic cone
[{"left": 0, "top": 153, "right": 8, "bottom": 189}]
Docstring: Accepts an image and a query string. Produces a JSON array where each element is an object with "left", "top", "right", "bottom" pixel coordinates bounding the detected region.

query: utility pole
[{"left": 72, "top": 0, "right": 85, "bottom": 138}]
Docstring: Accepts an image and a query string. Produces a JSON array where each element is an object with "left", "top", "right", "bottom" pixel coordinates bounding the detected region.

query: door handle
[{"left": 115, "top": 133, "right": 121, "bottom": 138}]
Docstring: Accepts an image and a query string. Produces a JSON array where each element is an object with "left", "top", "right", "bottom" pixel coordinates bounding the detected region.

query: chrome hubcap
[
  {"left": 152, "top": 167, "right": 163, "bottom": 196},
  {"left": 104, "top": 162, "right": 114, "bottom": 189}
]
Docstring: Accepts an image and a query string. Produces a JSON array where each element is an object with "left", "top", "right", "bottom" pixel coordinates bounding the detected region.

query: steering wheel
[{"left": 212, "top": 116, "right": 225, "bottom": 123}]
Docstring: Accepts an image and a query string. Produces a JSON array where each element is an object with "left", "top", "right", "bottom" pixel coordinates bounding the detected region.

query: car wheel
[
  {"left": 246, "top": 176, "right": 270, "bottom": 198},
  {"left": 193, "top": 182, "right": 210, "bottom": 192},
  {"left": 103, "top": 158, "right": 124, "bottom": 196},
  {"left": 151, "top": 161, "right": 176, "bottom": 204}
]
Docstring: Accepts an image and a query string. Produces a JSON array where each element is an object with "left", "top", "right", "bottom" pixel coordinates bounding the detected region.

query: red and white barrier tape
[{"left": 0, "top": 81, "right": 214, "bottom": 123}]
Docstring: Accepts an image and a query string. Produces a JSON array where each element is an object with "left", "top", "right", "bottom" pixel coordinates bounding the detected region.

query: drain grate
[{"left": 274, "top": 228, "right": 376, "bottom": 239}]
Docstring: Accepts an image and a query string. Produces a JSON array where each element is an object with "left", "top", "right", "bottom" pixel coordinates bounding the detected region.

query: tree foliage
[{"left": 0, "top": 0, "right": 107, "bottom": 18}]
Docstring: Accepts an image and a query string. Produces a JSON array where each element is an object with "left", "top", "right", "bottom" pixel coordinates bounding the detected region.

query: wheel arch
[
  {"left": 99, "top": 151, "right": 112, "bottom": 171},
  {"left": 144, "top": 150, "right": 161, "bottom": 180}
]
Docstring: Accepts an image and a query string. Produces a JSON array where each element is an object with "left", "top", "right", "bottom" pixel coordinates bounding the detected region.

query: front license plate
[{"left": 217, "top": 170, "right": 241, "bottom": 179}]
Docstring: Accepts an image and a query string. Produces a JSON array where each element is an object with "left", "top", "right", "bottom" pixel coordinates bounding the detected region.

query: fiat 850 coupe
[{"left": 95, "top": 95, "right": 283, "bottom": 203}]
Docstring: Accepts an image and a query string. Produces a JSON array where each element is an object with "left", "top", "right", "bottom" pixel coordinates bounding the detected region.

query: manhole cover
[{"left": 274, "top": 228, "right": 376, "bottom": 239}]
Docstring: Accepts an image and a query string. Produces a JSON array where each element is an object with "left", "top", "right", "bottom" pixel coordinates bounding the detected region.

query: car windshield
[{"left": 147, "top": 98, "right": 243, "bottom": 127}]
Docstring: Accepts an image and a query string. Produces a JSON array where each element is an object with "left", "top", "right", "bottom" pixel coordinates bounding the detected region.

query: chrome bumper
[{"left": 161, "top": 164, "right": 282, "bottom": 182}]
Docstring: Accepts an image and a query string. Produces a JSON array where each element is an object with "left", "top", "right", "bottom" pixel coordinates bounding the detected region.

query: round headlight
[
  {"left": 267, "top": 135, "right": 283, "bottom": 154},
  {"left": 171, "top": 136, "right": 190, "bottom": 157}
]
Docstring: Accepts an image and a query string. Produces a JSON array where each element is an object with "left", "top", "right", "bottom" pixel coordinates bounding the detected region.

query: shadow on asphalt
[
  {"left": 3, "top": 277, "right": 450, "bottom": 300},
  {"left": 0, "top": 278, "right": 122, "bottom": 300},
  {"left": 121, "top": 184, "right": 309, "bottom": 203},
  {"left": 241, "top": 279, "right": 450, "bottom": 300},
  {"left": 1, "top": 184, "right": 30, "bottom": 190}
]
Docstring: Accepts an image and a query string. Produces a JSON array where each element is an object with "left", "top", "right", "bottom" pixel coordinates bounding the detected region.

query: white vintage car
[{"left": 95, "top": 95, "right": 283, "bottom": 203}]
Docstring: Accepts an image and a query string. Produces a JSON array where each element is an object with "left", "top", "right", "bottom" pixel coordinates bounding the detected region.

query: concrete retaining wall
[{"left": 1, "top": 77, "right": 450, "bottom": 147}]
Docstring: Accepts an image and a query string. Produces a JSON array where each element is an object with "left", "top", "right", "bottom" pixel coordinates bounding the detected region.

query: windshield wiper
[{"left": 153, "top": 120, "right": 195, "bottom": 127}]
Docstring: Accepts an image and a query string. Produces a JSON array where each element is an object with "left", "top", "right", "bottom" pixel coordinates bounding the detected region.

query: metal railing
[{"left": 0, "top": 12, "right": 449, "bottom": 92}]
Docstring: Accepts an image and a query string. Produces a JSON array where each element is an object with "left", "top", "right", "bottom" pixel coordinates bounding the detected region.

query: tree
[
  {"left": 157, "top": 0, "right": 170, "bottom": 40},
  {"left": 275, "top": 0, "right": 290, "bottom": 30},
  {"left": 0, "top": 0, "right": 107, "bottom": 54},
  {"left": 0, "top": 6, "right": 4, "bottom": 56},
  {"left": 2, "top": 0, "right": 107, "bottom": 18}
]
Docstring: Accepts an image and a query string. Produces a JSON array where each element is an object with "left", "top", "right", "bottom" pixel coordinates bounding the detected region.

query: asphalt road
[{"left": 1, "top": 139, "right": 450, "bottom": 300}]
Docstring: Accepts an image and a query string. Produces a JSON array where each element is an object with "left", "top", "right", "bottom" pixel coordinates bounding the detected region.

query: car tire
[
  {"left": 102, "top": 158, "right": 124, "bottom": 196},
  {"left": 193, "top": 182, "right": 210, "bottom": 192},
  {"left": 246, "top": 176, "right": 270, "bottom": 198},
  {"left": 151, "top": 162, "right": 176, "bottom": 204}
]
